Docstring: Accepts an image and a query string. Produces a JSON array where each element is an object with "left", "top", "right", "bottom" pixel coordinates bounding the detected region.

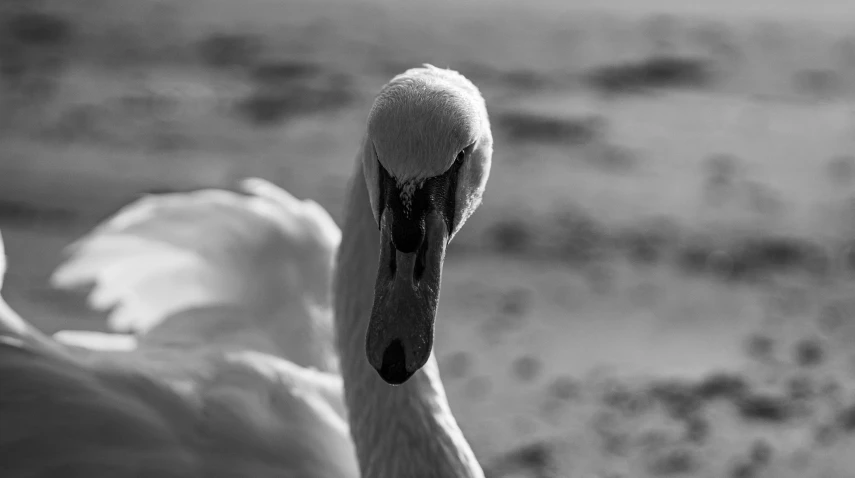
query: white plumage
[
  {"left": 51, "top": 178, "right": 340, "bottom": 371},
  {"left": 0, "top": 179, "right": 358, "bottom": 477}
]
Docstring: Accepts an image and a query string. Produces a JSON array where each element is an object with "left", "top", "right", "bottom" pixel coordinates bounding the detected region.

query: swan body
[
  {"left": 0, "top": 64, "right": 491, "bottom": 477},
  {"left": 0, "top": 186, "right": 357, "bottom": 477}
]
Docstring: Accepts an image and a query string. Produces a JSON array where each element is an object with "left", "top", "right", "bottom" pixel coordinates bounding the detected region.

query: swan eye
[{"left": 456, "top": 143, "right": 475, "bottom": 163}]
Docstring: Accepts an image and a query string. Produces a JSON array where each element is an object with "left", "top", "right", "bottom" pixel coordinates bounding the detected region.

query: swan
[{"left": 0, "top": 64, "right": 491, "bottom": 477}]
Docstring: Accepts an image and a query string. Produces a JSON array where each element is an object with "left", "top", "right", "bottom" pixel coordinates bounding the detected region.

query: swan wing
[
  {"left": 53, "top": 330, "right": 138, "bottom": 352},
  {"left": 0, "top": 342, "right": 199, "bottom": 477},
  {"left": 50, "top": 178, "right": 341, "bottom": 370},
  {"left": 2, "top": 231, "right": 357, "bottom": 477},
  {"left": 0, "top": 336, "right": 358, "bottom": 478},
  {"left": 2, "top": 229, "right": 191, "bottom": 475}
]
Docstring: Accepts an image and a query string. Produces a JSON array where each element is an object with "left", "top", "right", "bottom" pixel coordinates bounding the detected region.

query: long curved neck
[{"left": 333, "top": 153, "right": 483, "bottom": 478}]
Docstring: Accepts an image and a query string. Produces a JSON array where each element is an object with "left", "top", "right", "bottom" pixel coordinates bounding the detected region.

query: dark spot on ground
[
  {"left": 0, "top": 199, "right": 79, "bottom": 229},
  {"left": 484, "top": 441, "right": 556, "bottom": 478},
  {"left": 602, "top": 382, "right": 652, "bottom": 418},
  {"left": 646, "top": 447, "right": 699, "bottom": 476},
  {"left": 497, "top": 110, "right": 606, "bottom": 145},
  {"left": 511, "top": 355, "right": 543, "bottom": 383},
  {"left": 501, "top": 288, "right": 533, "bottom": 317},
  {"left": 694, "top": 372, "right": 749, "bottom": 401},
  {"left": 488, "top": 219, "right": 531, "bottom": 254},
  {"left": 749, "top": 439, "right": 773, "bottom": 466},
  {"left": 586, "top": 55, "right": 715, "bottom": 95},
  {"left": 730, "top": 460, "right": 757, "bottom": 478},
  {"left": 441, "top": 351, "right": 473, "bottom": 380},
  {"left": 684, "top": 415, "right": 711, "bottom": 444},
  {"left": 745, "top": 333, "right": 775, "bottom": 362},
  {"left": 547, "top": 376, "right": 581, "bottom": 401},
  {"left": 463, "top": 376, "right": 493, "bottom": 400},
  {"left": 648, "top": 380, "right": 704, "bottom": 420},
  {"left": 786, "top": 375, "right": 815, "bottom": 401},
  {"left": 736, "top": 393, "right": 792, "bottom": 423},
  {"left": 838, "top": 403, "right": 855, "bottom": 432},
  {"left": 793, "top": 337, "right": 825, "bottom": 367}
]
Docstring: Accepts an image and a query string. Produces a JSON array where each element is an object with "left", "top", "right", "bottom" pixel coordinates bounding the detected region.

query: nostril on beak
[
  {"left": 413, "top": 241, "right": 428, "bottom": 283},
  {"left": 377, "top": 339, "right": 414, "bottom": 385}
]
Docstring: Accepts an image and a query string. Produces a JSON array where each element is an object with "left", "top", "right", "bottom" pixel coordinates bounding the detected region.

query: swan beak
[{"left": 367, "top": 210, "right": 449, "bottom": 385}]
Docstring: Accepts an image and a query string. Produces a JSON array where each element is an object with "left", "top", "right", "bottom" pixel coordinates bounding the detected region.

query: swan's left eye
[{"left": 455, "top": 150, "right": 466, "bottom": 163}]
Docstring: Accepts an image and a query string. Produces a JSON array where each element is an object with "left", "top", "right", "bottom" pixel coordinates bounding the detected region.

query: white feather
[
  {"left": 53, "top": 330, "right": 138, "bottom": 352},
  {"left": 49, "top": 178, "right": 341, "bottom": 370},
  {"left": 0, "top": 195, "right": 357, "bottom": 477}
]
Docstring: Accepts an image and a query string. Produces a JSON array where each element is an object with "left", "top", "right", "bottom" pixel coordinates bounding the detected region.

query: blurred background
[{"left": 1, "top": 0, "right": 854, "bottom": 476}]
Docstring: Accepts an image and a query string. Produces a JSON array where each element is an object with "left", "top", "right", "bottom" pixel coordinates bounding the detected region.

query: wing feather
[
  {"left": 49, "top": 179, "right": 341, "bottom": 371},
  {"left": 1, "top": 225, "right": 357, "bottom": 478}
]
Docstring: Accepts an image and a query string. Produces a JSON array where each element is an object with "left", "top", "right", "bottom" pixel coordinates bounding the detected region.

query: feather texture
[
  {"left": 50, "top": 177, "right": 340, "bottom": 372},
  {"left": 0, "top": 187, "right": 357, "bottom": 478},
  {"left": 0, "top": 343, "right": 357, "bottom": 478}
]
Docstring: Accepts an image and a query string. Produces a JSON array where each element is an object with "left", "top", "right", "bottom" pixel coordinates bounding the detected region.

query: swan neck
[{"left": 333, "top": 151, "right": 483, "bottom": 478}]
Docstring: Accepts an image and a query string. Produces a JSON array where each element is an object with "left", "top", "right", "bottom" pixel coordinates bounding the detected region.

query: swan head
[{"left": 362, "top": 64, "right": 492, "bottom": 385}]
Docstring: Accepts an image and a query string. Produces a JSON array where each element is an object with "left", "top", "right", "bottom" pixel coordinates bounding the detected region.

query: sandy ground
[{"left": 1, "top": 1, "right": 855, "bottom": 476}]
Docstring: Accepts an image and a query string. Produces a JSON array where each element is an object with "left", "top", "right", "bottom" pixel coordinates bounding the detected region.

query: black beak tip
[{"left": 375, "top": 339, "right": 416, "bottom": 385}]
